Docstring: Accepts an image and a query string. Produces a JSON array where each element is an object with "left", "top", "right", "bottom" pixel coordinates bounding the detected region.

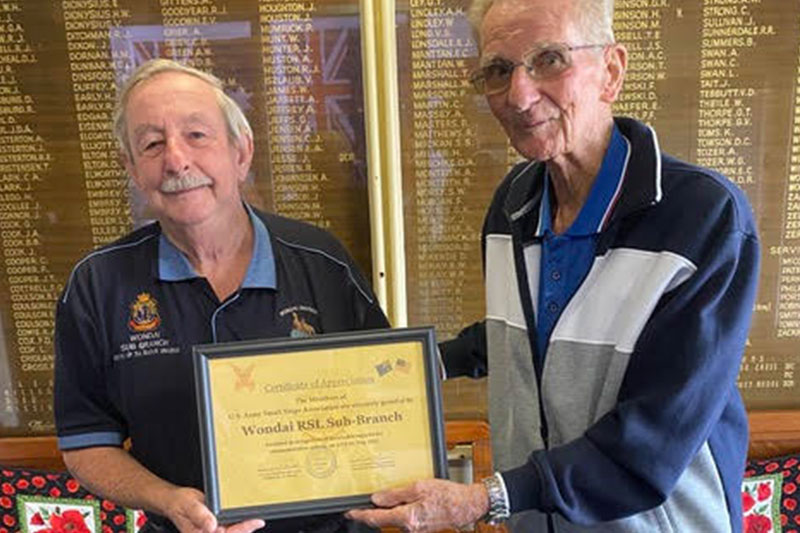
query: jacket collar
[{"left": 502, "top": 117, "right": 662, "bottom": 233}]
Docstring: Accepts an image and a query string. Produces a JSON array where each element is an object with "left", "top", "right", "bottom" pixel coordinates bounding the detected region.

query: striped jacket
[{"left": 443, "top": 117, "right": 759, "bottom": 532}]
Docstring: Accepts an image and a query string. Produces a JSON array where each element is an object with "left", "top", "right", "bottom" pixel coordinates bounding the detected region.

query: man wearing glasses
[{"left": 348, "top": 0, "right": 759, "bottom": 531}]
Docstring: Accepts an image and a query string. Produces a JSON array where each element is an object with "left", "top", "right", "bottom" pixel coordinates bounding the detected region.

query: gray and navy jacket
[{"left": 442, "top": 117, "right": 759, "bottom": 532}]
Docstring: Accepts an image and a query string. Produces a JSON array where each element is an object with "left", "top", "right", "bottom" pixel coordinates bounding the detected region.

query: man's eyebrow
[
  {"left": 184, "top": 112, "right": 214, "bottom": 126},
  {"left": 131, "top": 114, "right": 215, "bottom": 140},
  {"left": 132, "top": 124, "right": 163, "bottom": 141},
  {"left": 478, "top": 53, "right": 509, "bottom": 68}
]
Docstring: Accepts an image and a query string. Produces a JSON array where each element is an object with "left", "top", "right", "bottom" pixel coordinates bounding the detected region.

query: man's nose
[
  {"left": 164, "top": 137, "right": 190, "bottom": 175},
  {"left": 506, "top": 66, "right": 542, "bottom": 111}
]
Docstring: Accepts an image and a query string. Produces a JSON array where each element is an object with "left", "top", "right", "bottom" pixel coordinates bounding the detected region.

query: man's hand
[
  {"left": 62, "top": 448, "right": 264, "bottom": 533},
  {"left": 165, "top": 487, "right": 265, "bottom": 533},
  {"left": 345, "top": 479, "right": 489, "bottom": 532}
]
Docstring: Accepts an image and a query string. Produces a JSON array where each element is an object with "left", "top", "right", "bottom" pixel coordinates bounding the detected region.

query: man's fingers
[
  {"left": 348, "top": 479, "right": 486, "bottom": 532},
  {"left": 223, "top": 518, "right": 266, "bottom": 533},
  {"left": 166, "top": 486, "right": 220, "bottom": 533},
  {"left": 171, "top": 503, "right": 217, "bottom": 532},
  {"left": 372, "top": 484, "right": 422, "bottom": 508},
  {"left": 346, "top": 507, "right": 407, "bottom": 528},
  {"left": 178, "top": 512, "right": 217, "bottom": 533}
]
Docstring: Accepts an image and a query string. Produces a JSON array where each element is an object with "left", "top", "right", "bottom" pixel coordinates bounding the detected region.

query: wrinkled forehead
[
  {"left": 125, "top": 71, "right": 223, "bottom": 126},
  {"left": 480, "top": 0, "right": 579, "bottom": 55},
  {"left": 127, "top": 71, "right": 218, "bottom": 111}
]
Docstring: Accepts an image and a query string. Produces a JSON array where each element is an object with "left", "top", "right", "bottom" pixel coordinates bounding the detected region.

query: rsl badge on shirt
[
  {"left": 128, "top": 292, "right": 160, "bottom": 332},
  {"left": 112, "top": 292, "right": 179, "bottom": 362}
]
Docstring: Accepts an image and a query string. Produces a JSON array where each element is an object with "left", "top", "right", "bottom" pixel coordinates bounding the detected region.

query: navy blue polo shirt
[
  {"left": 57, "top": 205, "right": 283, "bottom": 454},
  {"left": 533, "top": 126, "right": 630, "bottom": 360},
  {"left": 158, "top": 204, "right": 277, "bottom": 342},
  {"left": 54, "top": 205, "right": 388, "bottom": 530}
]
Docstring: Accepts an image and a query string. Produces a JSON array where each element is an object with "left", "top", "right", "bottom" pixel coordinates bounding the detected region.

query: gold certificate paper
[{"left": 193, "top": 327, "right": 447, "bottom": 522}]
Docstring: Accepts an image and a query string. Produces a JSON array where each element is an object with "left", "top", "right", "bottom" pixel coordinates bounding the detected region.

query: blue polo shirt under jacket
[
  {"left": 54, "top": 205, "right": 388, "bottom": 532},
  {"left": 532, "top": 125, "right": 630, "bottom": 361}
]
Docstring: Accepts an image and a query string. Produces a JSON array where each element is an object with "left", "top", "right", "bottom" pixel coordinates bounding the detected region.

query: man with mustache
[
  {"left": 348, "top": 0, "right": 759, "bottom": 531},
  {"left": 54, "top": 59, "right": 388, "bottom": 533}
]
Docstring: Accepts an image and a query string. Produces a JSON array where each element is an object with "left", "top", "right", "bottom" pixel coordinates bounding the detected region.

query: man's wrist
[{"left": 481, "top": 472, "right": 510, "bottom": 525}]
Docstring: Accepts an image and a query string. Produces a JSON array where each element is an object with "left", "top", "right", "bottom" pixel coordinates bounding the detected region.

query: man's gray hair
[
  {"left": 113, "top": 58, "right": 253, "bottom": 160},
  {"left": 467, "top": 0, "right": 615, "bottom": 47}
]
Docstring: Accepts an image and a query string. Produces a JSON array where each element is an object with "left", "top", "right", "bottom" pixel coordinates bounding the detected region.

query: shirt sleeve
[
  {"left": 335, "top": 239, "right": 391, "bottom": 330},
  {"left": 501, "top": 227, "right": 759, "bottom": 524},
  {"left": 54, "top": 267, "right": 127, "bottom": 450},
  {"left": 439, "top": 321, "right": 488, "bottom": 378}
]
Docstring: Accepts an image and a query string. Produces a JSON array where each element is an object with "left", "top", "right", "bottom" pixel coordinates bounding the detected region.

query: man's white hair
[
  {"left": 113, "top": 58, "right": 253, "bottom": 160},
  {"left": 467, "top": 0, "right": 615, "bottom": 47}
]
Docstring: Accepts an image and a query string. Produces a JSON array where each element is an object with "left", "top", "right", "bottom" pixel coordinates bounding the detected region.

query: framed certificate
[{"left": 192, "top": 327, "right": 448, "bottom": 524}]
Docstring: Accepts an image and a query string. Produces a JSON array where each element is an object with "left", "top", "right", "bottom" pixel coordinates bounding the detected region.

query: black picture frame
[{"left": 192, "top": 326, "right": 448, "bottom": 524}]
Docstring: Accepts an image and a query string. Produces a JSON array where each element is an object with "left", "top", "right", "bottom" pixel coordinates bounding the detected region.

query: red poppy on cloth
[
  {"left": 746, "top": 453, "right": 800, "bottom": 533},
  {"left": 744, "top": 513, "right": 772, "bottom": 533},
  {"left": 758, "top": 482, "right": 772, "bottom": 501},
  {"left": 744, "top": 491, "right": 756, "bottom": 513},
  {"left": 42, "top": 509, "right": 92, "bottom": 533}
]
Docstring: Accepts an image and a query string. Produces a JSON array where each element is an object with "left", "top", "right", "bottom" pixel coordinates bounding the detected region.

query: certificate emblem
[
  {"left": 193, "top": 327, "right": 447, "bottom": 523},
  {"left": 230, "top": 363, "right": 255, "bottom": 392},
  {"left": 305, "top": 446, "right": 337, "bottom": 479}
]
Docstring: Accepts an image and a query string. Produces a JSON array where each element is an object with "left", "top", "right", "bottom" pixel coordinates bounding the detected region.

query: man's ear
[
  {"left": 234, "top": 132, "right": 255, "bottom": 183},
  {"left": 600, "top": 43, "right": 627, "bottom": 104}
]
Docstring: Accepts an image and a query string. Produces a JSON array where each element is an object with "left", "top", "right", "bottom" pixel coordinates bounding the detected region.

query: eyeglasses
[{"left": 469, "top": 43, "right": 609, "bottom": 95}]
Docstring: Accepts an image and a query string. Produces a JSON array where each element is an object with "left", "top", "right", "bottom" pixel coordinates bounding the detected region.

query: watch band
[{"left": 481, "top": 472, "right": 510, "bottom": 525}]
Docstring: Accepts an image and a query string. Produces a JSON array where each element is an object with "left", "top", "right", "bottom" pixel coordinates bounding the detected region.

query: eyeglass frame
[{"left": 469, "top": 42, "right": 611, "bottom": 95}]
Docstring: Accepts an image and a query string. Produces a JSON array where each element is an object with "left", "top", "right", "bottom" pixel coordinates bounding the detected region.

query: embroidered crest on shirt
[
  {"left": 113, "top": 295, "right": 178, "bottom": 361},
  {"left": 128, "top": 292, "right": 161, "bottom": 332},
  {"left": 279, "top": 305, "right": 319, "bottom": 338},
  {"left": 291, "top": 312, "right": 316, "bottom": 337}
]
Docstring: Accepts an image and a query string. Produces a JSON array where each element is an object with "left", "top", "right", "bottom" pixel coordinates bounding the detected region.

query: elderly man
[
  {"left": 54, "top": 59, "right": 388, "bottom": 533},
  {"left": 348, "top": 0, "right": 759, "bottom": 531}
]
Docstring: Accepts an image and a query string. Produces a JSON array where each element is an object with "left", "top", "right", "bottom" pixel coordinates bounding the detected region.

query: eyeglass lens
[{"left": 473, "top": 44, "right": 583, "bottom": 94}]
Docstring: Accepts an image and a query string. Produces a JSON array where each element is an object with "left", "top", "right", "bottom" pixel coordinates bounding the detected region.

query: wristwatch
[{"left": 481, "top": 473, "right": 510, "bottom": 525}]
